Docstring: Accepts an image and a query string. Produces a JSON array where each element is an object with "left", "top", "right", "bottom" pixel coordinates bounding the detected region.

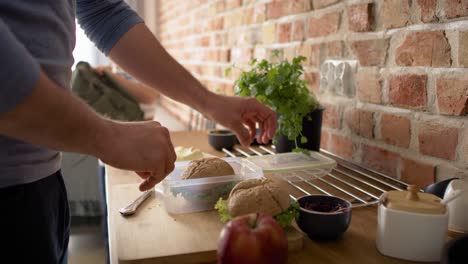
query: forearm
[
  {"left": 108, "top": 71, "right": 159, "bottom": 104},
  {"left": 108, "top": 23, "right": 216, "bottom": 114},
  {"left": 0, "top": 71, "right": 110, "bottom": 156}
]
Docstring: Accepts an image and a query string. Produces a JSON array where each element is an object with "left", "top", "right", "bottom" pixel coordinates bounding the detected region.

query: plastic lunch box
[{"left": 155, "top": 157, "right": 263, "bottom": 214}]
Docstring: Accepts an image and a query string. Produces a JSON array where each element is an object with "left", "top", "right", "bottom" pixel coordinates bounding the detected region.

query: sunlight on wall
[{"left": 72, "top": 21, "right": 108, "bottom": 70}]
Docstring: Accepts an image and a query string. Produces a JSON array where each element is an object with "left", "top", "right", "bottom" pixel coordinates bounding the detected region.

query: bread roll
[
  {"left": 228, "top": 178, "right": 290, "bottom": 217},
  {"left": 181, "top": 157, "right": 235, "bottom": 180}
]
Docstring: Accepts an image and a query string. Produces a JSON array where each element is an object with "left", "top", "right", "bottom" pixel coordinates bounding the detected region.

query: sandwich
[
  {"left": 215, "top": 178, "right": 299, "bottom": 228},
  {"left": 171, "top": 157, "right": 237, "bottom": 203},
  {"left": 182, "top": 157, "right": 234, "bottom": 179}
]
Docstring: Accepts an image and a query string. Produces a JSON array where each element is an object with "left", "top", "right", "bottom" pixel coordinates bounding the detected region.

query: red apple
[{"left": 217, "top": 213, "right": 288, "bottom": 264}]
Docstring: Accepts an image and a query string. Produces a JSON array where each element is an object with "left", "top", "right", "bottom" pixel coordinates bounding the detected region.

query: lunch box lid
[
  {"left": 384, "top": 185, "right": 446, "bottom": 215},
  {"left": 246, "top": 152, "right": 336, "bottom": 173}
]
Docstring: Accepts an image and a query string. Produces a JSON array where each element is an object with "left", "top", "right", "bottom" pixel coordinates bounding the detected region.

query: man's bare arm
[
  {"left": 0, "top": 71, "right": 108, "bottom": 155},
  {"left": 108, "top": 23, "right": 277, "bottom": 145},
  {"left": 0, "top": 71, "right": 176, "bottom": 191}
]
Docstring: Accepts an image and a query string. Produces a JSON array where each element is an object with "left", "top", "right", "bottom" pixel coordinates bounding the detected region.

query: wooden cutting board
[{"left": 111, "top": 183, "right": 303, "bottom": 264}]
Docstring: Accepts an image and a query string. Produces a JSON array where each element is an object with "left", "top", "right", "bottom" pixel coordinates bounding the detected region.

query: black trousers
[{"left": 0, "top": 171, "right": 70, "bottom": 264}]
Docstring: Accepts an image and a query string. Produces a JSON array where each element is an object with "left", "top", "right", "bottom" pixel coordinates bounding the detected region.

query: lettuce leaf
[
  {"left": 274, "top": 201, "right": 300, "bottom": 228},
  {"left": 215, "top": 198, "right": 232, "bottom": 223},
  {"left": 214, "top": 198, "right": 300, "bottom": 228}
]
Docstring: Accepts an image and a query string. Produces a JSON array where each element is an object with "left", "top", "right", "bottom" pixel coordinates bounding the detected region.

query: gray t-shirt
[{"left": 0, "top": 0, "right": 143, "bottom": 188}]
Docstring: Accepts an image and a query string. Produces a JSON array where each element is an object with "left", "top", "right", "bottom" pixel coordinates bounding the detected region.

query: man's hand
[
  {"left": 205, "top": 95, "right": 277, "bottom": 147},
  {"left": 96, "top": 121, "right": 177, "bottom": 191}
]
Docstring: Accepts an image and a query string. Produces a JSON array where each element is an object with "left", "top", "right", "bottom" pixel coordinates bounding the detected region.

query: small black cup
[
  {"left": 208, "top": 130, "right": 237, "bottom": 151},
  {"left": 296, "top": 195, "right": 352, "bottom": 240}
]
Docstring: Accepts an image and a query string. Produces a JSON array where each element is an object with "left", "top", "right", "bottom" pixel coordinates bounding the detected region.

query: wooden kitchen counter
[{"left": 105, "top": 131, "right": 424, "bottom": 264}]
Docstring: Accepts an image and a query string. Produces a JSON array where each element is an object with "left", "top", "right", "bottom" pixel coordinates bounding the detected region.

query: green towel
[{"left": 71, "top": 61, "right": 144, "bottom": 121}]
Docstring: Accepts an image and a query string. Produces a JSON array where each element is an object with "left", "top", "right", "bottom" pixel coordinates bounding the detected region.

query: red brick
[
  {"left": 380, "top": 0, "right": 410, "bottom": 28},
  {"left": 310, "top": 44, "right": 321, "bottom": 67},
  {"left": 389, "top": 74, "right": 427, "bottom": 109},
  {"left": 218, "top": 49, "right": 231, "bottom": 62},
  {"left": 225, "top": 0, "right": 242, "bottom": 10},
  {"left": 356, "top": 68, "right": 382, "bottom": 104},
  {"left": 328, "top": 133, "right": 355, "bottom": 160},
  {"left": 458, "top": 31, "right": 468, "bottom": 67},
  {"left": 312, "top": 0, "right": 339, "bottom": 9},
  {"left": 278, "top": 23, "right": 292, "bottom": 43},
  {"left": 321, "top": 130, "right": 330, "bottom": 150},
  {"left": 395, "top": 31, "right": 451, "bottom": 67},
  {"left": 344, "top": 108, "right": 374, "bottom": 139},
  {"left": 400, "top": 158, "right": 436, "bottom": 188},
  {"left": 216, "top": 0, "right": 225, "bottom": 12},
  {"left": 292, "top": 20, "right": 305, "bottom": 41},
  {"left": 347, "top": 3, "right": 373, "bottom": 32},
  {"left": 362, "top": 145, "right": 399, "bottom": 177},
  {"left": 212, "top": 33, "right": 227, "bottom": 46},
  {"left": 288, "top": 0, "right": 312, "bottom": 14},
  {"left": 283, "top": 47, "right": 296, "bottom": 61},
  {"left": 262, "top": 23, "right": 276, "bottom": 44},
  {"left": 380, "top": 114, "right": 411, "bottom": 148},
  {"left": 297, "top": 43, "right": 312, "bottom": 65},
  {"left": 210, "top": 17, "right": 224, "bottom": 31},
  {"left": 254, "top": 4, "right": 266, "bottom": 23},
  {"left": 322, "top": 103, "right": 342, "bottom": 129},
  {"left": 419, "top": 122, "right": 459, "bottom": 160},
  {"left": 231, "top": 47, "right": 253, "bottom": 63},
  {"left": 350, "top": 39, "right": 388, "bottom": 66},
  {"left": 436, "top": 77, "right": 468, "bottom": 116},
  {"left": 444, "top": 0, "right": 468, "bottom": 19},
  {"left": 418, "top": 0, "right": 438, "bottom": 22},
  {"left": 326, "top": 41, "right": 343, "bottom": 58},
  {"left": 200, "top": 36, "right": 210, "bottom": 47},
  {"left": 242, "top": 8, "right": 254, "bottom": 25},
  {"left": 304, "top": 71, "right": 319, "bottom": 94},
  {"left": 307, "top": 12, "right": 341, "bottom": 38},
  {"left": 267, "top": 1, "right": 286, "bottom": 20}
]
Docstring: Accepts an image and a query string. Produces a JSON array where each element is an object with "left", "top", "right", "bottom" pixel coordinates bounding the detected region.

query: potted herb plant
[{"left": 230, "top": 53, "right": 323, "bottom": 153}]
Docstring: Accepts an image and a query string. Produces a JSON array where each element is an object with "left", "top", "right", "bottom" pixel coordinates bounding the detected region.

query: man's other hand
[
  {"left": 207, "top": 95, "right": 277, "bottom": 147},
  {"left": 96, "top": 121, "right": 176, "bottom": 191}
]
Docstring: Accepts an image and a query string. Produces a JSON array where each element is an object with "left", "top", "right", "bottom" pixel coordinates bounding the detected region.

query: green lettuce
[
  {"left": 274, "top": 201, "right": 300, "bottom": 228},
  {"left": 214, "top": 198, "right": 232, "bottom": 223},
  {"left": 214, "top": 198, "right": 300, "bottom": 228}
]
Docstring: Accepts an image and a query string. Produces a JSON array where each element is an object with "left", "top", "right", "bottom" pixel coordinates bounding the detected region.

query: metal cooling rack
[{"left": 222, "top": 145, "right": 410, "bottom": 208}]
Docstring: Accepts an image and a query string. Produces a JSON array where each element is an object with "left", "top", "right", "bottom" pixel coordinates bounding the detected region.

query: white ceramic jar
[
  {"left": 444, "top": 179, "right": 468, "bottom": 233},
  {"left": 376, "top": 185, "right": 448, "bottom": 262}
]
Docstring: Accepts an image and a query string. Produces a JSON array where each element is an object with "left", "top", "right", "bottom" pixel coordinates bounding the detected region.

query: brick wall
[{"left": 156, "top": 0, "right": 468, "bottom": 186}]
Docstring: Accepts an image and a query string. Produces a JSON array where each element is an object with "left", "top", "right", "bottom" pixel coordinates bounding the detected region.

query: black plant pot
[{"left": 275, "top": 107, "right": 324, "bottom": 153}]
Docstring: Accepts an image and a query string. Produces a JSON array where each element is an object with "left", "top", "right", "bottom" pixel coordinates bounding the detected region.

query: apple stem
[{"left": 249, "top": 213, "right": 259, "bottom": 229}]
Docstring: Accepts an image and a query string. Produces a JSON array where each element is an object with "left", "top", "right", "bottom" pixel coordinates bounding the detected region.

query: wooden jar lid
[{"left": 385, "top": 185, "right": 446, "bottom": 214}]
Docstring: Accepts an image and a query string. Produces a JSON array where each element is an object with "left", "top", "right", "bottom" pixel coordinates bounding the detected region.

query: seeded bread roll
[
  {"left": 227, "top": 178, "right": 290, "bottom": 217},
  {"left": 181, "top": 157, "right": 235, "bottom": 180}
]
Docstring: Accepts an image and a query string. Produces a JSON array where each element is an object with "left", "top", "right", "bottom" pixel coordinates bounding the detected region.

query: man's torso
[{"left": 0, "top": 0, "right": 75, "bottom": 187}]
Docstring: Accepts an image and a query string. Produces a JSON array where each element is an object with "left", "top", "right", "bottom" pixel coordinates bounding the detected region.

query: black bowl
[
  {"left": 441, "top": 234, "right": 468, "bottom": 264},
  {"left": 208, "top": 130, "right": 237, "bottom": 151},
  {"left": 296, "top": 195, "right": 352, "bottom": 240}
]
